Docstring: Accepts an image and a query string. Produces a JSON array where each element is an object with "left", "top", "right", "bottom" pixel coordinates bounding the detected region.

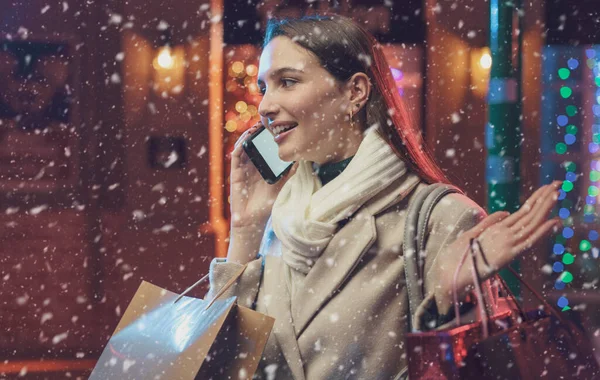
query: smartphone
[{"left": 242, "top": 125, "right": 294, "bottom": 184}]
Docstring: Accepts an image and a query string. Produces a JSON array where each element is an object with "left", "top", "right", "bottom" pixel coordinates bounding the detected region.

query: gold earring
[{"left": 349, "top": 108, "right": 354, "bottom": 128}]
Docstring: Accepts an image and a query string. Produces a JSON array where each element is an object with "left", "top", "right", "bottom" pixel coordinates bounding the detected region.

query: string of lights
[{"left": 553, "top": 49, "right": 599, "bottom": 311}]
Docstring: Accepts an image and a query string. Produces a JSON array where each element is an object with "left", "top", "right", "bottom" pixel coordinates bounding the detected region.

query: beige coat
[{"left": 207, "top": 177, "right": 491, "bottom": 380}]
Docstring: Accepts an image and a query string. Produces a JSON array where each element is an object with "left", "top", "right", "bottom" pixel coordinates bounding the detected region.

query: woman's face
[{"left": 257, "top": 36, "right": 362, "bottom": 164}]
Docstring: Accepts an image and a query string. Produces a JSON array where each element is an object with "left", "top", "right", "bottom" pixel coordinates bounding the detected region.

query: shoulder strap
[{"left": 403, "top": 183, "right": 463, "bottom": 332}]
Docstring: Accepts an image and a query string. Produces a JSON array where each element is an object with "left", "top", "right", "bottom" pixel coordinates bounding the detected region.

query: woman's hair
[{"left": 263, "top": 14, "right": 450, "bottom": 185}]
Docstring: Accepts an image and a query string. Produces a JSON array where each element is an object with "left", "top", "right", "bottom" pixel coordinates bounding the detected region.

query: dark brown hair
[{"left": 263, "top": 14, "right": 450, "bottom": 185}]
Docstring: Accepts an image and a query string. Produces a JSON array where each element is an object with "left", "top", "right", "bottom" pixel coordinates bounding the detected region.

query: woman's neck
[
  {"left": 313, "top": 127, "right": 364, "bottom": 165},
  {"left": 312, "top": 155, "right": 355, "bottom": 186}
]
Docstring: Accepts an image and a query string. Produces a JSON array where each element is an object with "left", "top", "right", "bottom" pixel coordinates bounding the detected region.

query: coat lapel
[
  {"left": 262, "top": 255, "right": 306, "bottom": 380},
  {"left": 292, "top": 173, "right": 421, "bottom": 337}
]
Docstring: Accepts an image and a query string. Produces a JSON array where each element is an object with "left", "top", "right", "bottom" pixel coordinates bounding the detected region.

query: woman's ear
[{"left": 346, "top": 72, "right": 371, "bottom": 114}]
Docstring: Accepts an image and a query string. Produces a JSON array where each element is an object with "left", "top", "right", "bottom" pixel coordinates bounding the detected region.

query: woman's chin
[
  {"left": 277, "top": 148, "right": 296, "bottom": 163},
  {"left": 279, "top": 153, "right": 294, "bottom": 163}
]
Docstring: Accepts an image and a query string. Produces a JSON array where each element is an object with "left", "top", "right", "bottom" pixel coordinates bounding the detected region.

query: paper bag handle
[
  {"left": 203, "top": 263, "right": 248, "bottom": 310},
  {"left": 174, "top": 273, "right": 210, "bottom": 304},
  {"left": 173, "top": 262, "right": 248, "bottom": 307}
]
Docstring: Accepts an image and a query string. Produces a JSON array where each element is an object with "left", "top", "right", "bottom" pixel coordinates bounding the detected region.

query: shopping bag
[
  {"left": 405, "top": 238, "right": 600, "bottom": 380},
  {"left": 462, "top": 308, "right": 599, "bottom": 379},
  {"left": 90, "top": 264, "right": 274, "bottom": 380},
  {"left": 404, "top": 309, "right": 514, "bottom": 379}
]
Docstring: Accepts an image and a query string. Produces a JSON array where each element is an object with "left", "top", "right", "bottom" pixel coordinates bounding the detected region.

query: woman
[{"left": 208, "top": 14, "right": 560, "bottom": 379}]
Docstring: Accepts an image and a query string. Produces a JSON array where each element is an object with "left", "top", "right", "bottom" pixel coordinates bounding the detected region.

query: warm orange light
[
  {"left": 226, "top": 79, "right": 238, "bottom": 92},
  {"left": 155, "top": 47, "right": 175, "bottom": 69},
  {"left": 479, "top": 52, "right": 492, "bottom": 69},
  {"left": 240, "top": 111, "right": 252, "bottom": 122},
  {"left": 232, "top": 61, "right": 244, "bottom": 75},
  {"left": 225, "top": 120, "right": 238, "bottom": 132},
  {"left": 246, "top": 64, "right": 258, "bottom": 76},
  {"left": 243, "top": 76, "right": 254, "bottom": 87},
  {"left": 470, "top": 47, "right": 492, "bottom": 98},
  {"left": 248, "top": 83, "right": 259, "bottom": 94},
  {"left": 235, "top": 101, "right": 248, "bottom": 113},
  {"left": 152, "top": 45, "right": 185, "bottom": 96}
]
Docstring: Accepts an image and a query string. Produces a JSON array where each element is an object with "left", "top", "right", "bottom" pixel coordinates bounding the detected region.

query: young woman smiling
[{"left": 207, "top": 14, "right": 561, "bottom": 380}]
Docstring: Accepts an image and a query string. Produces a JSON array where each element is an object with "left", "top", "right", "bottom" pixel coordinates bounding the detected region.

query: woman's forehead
[{"left": 258, "top": 37, "right": 317, "bottom": 79}]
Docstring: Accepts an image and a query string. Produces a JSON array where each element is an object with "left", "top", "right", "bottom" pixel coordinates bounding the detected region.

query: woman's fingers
[
  {"left": 233, "top": 123, "right": 261, "bottom": 151},
  {"left": 502, "top": 181, "right": 561, "bottom": 228},
  {"left": 511, "top": 184, "right": 560, "bottom": 239},
  {"left": 512, "top": 217, "right": 561, "bottom": 255},
  {"left": 499, "top": 185, "right": 547, "bottom": 227}
]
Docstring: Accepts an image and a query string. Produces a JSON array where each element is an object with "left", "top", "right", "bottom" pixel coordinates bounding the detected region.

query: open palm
[{"left": 435, "top": 181, "right": 562, "bottom": 309}]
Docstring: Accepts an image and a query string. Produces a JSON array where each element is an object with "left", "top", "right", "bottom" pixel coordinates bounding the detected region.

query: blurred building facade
[{"left": 0, "top": 0, "right": 598, "bottom": 377}]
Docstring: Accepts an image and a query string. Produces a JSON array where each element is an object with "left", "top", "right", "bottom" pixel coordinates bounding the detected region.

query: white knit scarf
[{"left": 271, "top": 128, "right": 413, "bottom": 274}]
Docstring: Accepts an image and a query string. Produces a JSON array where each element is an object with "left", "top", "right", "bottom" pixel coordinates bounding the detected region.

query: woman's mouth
[{"left": 273, "top": 124, "right": 297, "bottom": 143}]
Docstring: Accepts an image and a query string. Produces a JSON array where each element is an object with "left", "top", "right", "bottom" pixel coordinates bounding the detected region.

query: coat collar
[
  {"left": 263, "top": 173, "right": 421, "bottom": 380},
  {"left": 292, "top": 173, "right": 421, "bottom": 336},
  {"left": 264, "top": 173, "right": 420, "bottom": 380}
]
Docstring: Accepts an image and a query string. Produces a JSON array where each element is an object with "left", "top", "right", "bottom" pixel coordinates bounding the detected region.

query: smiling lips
[
  {"left": 271, "top": 123, "right": 298, "bottom": 136},
  {"left": 273, "top": 124, "right": 297, "bottom": 143}
]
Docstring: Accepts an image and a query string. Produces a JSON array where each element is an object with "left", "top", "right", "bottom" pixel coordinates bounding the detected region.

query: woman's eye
[
  {"left": 281, "top": 78, "right": 297, "bottom": 88},
  {"left": 258, "top": 79, "right": 296, "bottom": 94}
]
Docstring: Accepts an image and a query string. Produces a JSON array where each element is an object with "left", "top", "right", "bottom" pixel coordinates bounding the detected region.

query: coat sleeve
[
  {"left": 204, "top": 217, "right": 276, "bottom": 309},
  {"left": 204, "top": 256, "right": 264, "bottom": 309},
  {"left": 412, "top": 193, "right": 497, "bottom": 331}
]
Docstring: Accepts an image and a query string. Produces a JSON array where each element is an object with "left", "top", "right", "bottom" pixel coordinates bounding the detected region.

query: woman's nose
[{"left": 258, "top": 92, "right": 280, "bottom": 119}]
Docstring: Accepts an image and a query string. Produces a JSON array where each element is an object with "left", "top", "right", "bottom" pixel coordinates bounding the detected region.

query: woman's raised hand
[
  {"left": 229, "top": 122, "right": 298, "bottom": 232},
  {"left": 475, "top": 180, "right": 562, "bottom": 268},
  {"left": 435, "top": 181, "right": 563, "bottom": 311}
]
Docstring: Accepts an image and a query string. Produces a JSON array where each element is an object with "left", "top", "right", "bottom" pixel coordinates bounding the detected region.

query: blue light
[
  {"left": 553, "top": 244, "right": 565, "bottom": 255},
  {"left": 594, "top": 105, "right": 600, "bottom": 117},
  {"left": 557, "top": 296, "right": 569, "bottom": 308},
  {"left": 586, "top": 195, "right": 597, "bottom": 205},
  {"left": 566, "top": 172, "right": 577, "bottom": 182},
  {"left": 586, "top": 49, "right": 597, "bottom": 59},
  {"left": 567, "top": 58, "right": 579, "bottom": 70},
  {"left": 490, "top": 0, "right": 499, "bottom": 52},
  {"left": 555, "top": 280, "right": 566, "bottom": 290},
  {"left": 589, "top": 230, "right": 599, "bottom": 241},
  {"left": 590, "top": 143, "right": 600, "bottom": 154},
  {"left": 559, "top": 208, "right": 570, "bottom": 219},
  {"left": 557, "top": 115, "right": 569, "bottom": 126},
  {"left": 553, "top": 262, "right": 565, "bottom": 272},
  {"left": 565, "top": 134, "right": 576, "bottom": 145},
  {"left": 558, "top": 190, "right": 567, "bottom": 200},
  {"left": 562, "top": 227, "right": 574, "bottom": 238},
  {"left": 584, "top": 214, "right": 596, "bottom": 223}
]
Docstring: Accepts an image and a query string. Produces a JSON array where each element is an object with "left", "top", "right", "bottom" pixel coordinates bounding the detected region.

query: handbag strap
[
  {"left": 471, "top": 239, "right": 568, "bottom": 326},
  {"left": 452, "top": 238, "right": 492, "bottom": 337},
  {"left": 403, "top": 183, "right": 463, "bottom": 332}
]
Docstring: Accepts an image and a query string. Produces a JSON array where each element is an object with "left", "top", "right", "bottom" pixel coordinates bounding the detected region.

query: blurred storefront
[{"left": 0, "top": 0, "right": 598, "bottom": 377}]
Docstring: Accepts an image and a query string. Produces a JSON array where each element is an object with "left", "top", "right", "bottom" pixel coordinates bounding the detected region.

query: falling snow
[{"left": 0, "top": 2, "right": 598, "bottom": 379}]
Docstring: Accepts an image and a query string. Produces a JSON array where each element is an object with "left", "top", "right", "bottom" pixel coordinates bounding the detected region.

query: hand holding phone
[
  {"left": 242, "top": 125, "right": 294, "bottom": 184},
  {"left": 229, "top": 122, "right": 297, "bottom": 230}
]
